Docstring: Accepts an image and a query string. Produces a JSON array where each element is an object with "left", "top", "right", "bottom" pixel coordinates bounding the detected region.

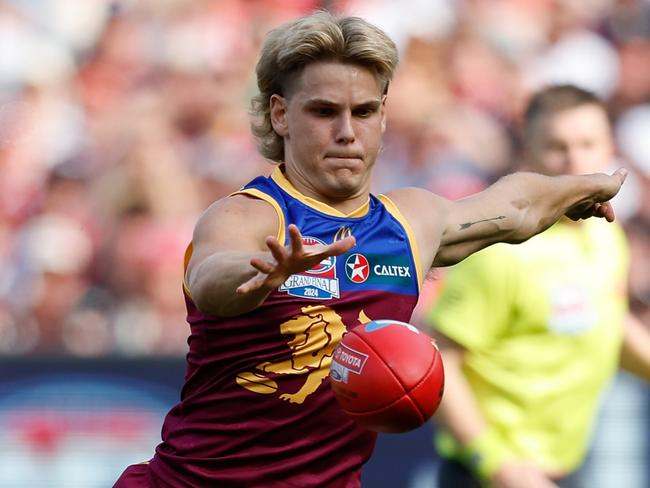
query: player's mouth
[{"left": 325, "top": 154, "right": 364, "bottom": 163}]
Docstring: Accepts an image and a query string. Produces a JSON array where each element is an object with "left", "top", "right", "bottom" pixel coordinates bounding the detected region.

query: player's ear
[
  {"left": 270, "top": 94, "right": 289, "bottom": 137},
  {"left": 380, "top": 95, "right": 387, "bottom": 132}
]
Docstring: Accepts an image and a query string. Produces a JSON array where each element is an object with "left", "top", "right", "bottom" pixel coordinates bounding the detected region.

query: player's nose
[{"left": 335, "top": 112, "right": 355, "bottom": 144}]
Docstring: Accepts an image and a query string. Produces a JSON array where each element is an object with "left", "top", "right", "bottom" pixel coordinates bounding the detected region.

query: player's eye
[
  {"left": 312, "top": 107, "right": 335, "bottom": 117},
  {"left": 354, "top": 107, "right": 375, "bottom": 118}
]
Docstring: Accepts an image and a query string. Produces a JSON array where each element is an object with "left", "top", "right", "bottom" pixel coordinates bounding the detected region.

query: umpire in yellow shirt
[{"left": 426, "top": 85, "right": 650, "bottom": 488}]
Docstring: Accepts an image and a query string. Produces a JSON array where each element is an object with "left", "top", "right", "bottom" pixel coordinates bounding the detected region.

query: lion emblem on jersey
[{"left": 236, "top": 306, "right": 371, "bottom": 404}]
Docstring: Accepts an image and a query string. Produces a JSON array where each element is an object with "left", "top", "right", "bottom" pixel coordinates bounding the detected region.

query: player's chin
[{"left": 327, "top": 176, "right": 366, "bottom": 197}]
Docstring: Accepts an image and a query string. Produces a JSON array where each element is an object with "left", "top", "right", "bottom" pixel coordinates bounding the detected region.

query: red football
[{"left": 329, "top": 319, "right": 444, "bottom": 433}]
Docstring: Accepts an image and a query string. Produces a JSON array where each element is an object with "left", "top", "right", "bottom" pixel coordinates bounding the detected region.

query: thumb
[{"left": 613, "top": 167, "right": 628, "bottom": 184}]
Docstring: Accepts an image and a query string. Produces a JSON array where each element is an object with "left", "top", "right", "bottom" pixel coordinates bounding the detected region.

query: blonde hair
[{"left": 251, "top": 11, "right": 398, "bottom": 162}]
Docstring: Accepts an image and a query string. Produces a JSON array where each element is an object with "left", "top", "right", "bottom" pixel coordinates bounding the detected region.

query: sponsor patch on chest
[{"left": 279, "top": 236, "right": 340, "bottom": 300}]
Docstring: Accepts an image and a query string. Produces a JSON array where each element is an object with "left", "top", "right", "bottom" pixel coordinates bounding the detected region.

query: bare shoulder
[
  {"left": 383, "top": 187, "right": 451, "bottom": 234},
  {"left": 382, "top": 187, "right": 451, "bottom": 271},
  {"left": 192, "top": 193, "right": 280, "bottom": 255},
  {"left": 383, "top": 187, "right": 450, "bottom": 214}
]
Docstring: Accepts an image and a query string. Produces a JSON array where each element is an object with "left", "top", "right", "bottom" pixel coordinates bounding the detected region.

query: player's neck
[{"left": 276, "top": 165, "right": 371, "bottom": 217}]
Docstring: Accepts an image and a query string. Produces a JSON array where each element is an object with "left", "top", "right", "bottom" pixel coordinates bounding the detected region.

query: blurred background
[{"left": 0, "top": 0, "right": 649, "bottom": 486}]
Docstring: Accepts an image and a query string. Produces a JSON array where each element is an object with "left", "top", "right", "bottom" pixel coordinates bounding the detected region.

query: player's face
[
  {"left": 270, "top": 61, "right": 386, "bottom": 206},
  {"left": 527, "top": 104, "right": 614, "bottom": 176}
]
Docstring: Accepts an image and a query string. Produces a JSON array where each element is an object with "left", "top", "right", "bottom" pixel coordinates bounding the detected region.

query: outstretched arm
[
  {"left": 436, "top": 169, "right": 626, "bottom": 265},
  {"left": 186, "top": 195, "right": 355, "bottom": 317},
  {"left": 386, "top": 169, "right": 626, "bottom": 270}
]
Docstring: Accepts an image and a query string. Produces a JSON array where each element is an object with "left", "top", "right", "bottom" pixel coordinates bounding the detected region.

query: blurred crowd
[{"left": 0, "top": 0, "right": 649, "bottom": 357}]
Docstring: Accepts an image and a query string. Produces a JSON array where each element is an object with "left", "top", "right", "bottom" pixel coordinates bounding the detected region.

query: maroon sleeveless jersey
[{"left": 127, "top": 170, "right": 421, "bottom": 487}]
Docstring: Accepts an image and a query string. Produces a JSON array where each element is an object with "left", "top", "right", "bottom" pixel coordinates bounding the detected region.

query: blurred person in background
[
  {"left": 112, "top": 11, "right": 627, "bottom": 488},
  {"left": 616, "top": 104, "right": 650, "bottom": 326},
  {"left": 425, "top": 84, "right": 650, "bottom": 488}
]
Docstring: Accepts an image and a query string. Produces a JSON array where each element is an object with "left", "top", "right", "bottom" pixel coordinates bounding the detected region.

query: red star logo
[{"left": 345, "top": 254, "right": 370, "bottom": 283}]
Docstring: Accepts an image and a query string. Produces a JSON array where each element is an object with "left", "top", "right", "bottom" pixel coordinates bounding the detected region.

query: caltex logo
[{"left": 345, "top": 253, "right": 370, "bottom": 283}]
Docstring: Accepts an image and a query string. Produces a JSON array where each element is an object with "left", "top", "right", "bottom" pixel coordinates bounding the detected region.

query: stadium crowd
[{"left": 1, "top": 0, "right": 650, "bottom": 357}]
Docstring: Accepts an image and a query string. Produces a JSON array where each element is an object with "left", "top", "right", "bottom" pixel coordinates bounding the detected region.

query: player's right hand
[
  {"left": 236, "top": 224, "right": 356, "bottom": 295},
  {"left": 564, "top": 168, "right": 627, "bottom": 222}
]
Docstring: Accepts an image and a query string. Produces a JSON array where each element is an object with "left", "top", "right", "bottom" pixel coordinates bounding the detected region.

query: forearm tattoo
[{"left": 459, "top": 215, "right": 506, "bottom": 230}]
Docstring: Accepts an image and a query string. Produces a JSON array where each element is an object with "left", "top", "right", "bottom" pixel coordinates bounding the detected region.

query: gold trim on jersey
[
  {"left": 182, "top": 188, "right": 287, "bottom": 299},
  {"left": 271, "top": 167, "right": 370, "bottom": 218},
  {"left": 182, "top": 242, "right": 193, "bottom": 298},
  {"left": 231, "top": 187, "right": 287, "bottom": 245},
  {"left": 377, "top": 194, "right": 423, "bottom": 291}
]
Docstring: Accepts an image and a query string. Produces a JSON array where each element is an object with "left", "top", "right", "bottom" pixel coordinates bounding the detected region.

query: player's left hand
[{"left": 236, "top": 224, "right": 356, "bottom": 295}]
